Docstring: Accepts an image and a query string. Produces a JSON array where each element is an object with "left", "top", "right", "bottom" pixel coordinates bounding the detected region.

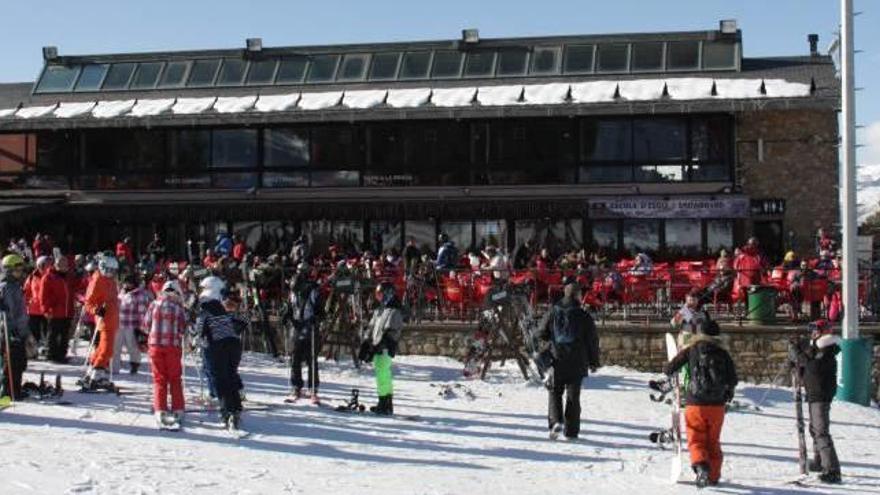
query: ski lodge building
[{"left": 0, "top": 22, "right": 839, "bottom": 261}]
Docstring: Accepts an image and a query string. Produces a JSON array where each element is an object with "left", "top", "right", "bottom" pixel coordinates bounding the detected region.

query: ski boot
[
  {"left": 370, "top": 395, "right": 393, "bottom": 416},
  {"left": 310, "top": 390, "right": 321, "bottom": 405},
  {"left": 129, "top": 362, "right": 139, "bottom": 375},
  {"left": 78, "top": 367, "right": 117, "bottom": 393},
  {"left": 549, "top": 422, "right": 563, "bottom": 440},
  {"left": 694, "top": 463, "right": 710, "bottom": 488},
  {"left": 284, "top": 388, "right": 302, "bottom": 404},
  {"left": 818, "top": 471, "right": 841, "bottom": 484}
]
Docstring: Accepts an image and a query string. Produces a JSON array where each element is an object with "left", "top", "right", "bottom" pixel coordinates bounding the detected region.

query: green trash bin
[
  {"left": 836, "top": 336, "right": 874, "bottom": 406},
  {"left": 747, "top": 285, "right": 777, "bottom": 324}
]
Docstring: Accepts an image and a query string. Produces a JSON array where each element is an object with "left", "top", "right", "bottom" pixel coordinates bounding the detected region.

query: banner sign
[{"left": 588, "top": 195, "right": 750, "bottom": 219}]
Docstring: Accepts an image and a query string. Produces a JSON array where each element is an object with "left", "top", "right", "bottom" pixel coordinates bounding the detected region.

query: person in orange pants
[
  {"left": 82, "top": 255, "right": 120, "bottom": 389},
  {"left": 665, "top": 320, "right": 738, "bottom": 488}
]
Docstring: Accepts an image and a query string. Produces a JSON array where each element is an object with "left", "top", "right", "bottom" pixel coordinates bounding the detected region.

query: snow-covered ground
[{"left": 1, "top": 353, "right": 879, "bottom": 495}]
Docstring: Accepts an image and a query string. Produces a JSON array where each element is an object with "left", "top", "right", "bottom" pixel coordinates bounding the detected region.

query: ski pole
[{"left": 81, "top": 321, "right": 100, "bottom": 376}]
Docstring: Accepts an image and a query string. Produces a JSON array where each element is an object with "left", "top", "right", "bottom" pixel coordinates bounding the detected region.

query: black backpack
[
  {"left": 689, "top": 343, "right": 735, "bottom": 403},
  {"left": 551, "top": 305, "right": 581, "bottom": 350}
]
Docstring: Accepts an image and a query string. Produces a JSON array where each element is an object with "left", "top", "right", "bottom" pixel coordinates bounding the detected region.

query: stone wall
[{"left": 736, "top": 109, "right": 840, "bottom": 256}]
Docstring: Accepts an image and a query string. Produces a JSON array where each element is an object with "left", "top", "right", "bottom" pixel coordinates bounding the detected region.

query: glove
[
  {"left": 357, "top": 339, "right": 375, "bottom": 364},
  {"left": 95, "top": 304, "right": 107, "bottom": 318}
]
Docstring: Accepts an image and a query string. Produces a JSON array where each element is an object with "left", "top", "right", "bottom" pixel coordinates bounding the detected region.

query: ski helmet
[
  {"left": 161, "top": 280, "right": 182, "bottom": 297},
  {"left": 35, "top": 255, "right": 53, "bottom": 270},
  {"left": 199, "top": 276, "right": 225, "bottom": 301},
  {"left": 1, "top": 253, "right": 24, "bottom": 270},
  {"left": 97, "top": 256, "right": 119, "bottom": 275}
]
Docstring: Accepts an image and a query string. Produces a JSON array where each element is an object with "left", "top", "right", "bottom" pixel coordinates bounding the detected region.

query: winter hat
[{"left": 699, "top": 319, "right": 721, "bottom": 337}]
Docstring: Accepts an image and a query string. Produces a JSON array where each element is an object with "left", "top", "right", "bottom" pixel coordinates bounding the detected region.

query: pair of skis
[{"left": 647, "top": 334, "right": 684, "bottom": 482}]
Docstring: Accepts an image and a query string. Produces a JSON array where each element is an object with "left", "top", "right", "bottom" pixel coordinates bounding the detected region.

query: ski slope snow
[{"left": 1, "top": 353, "right": 879, "bottom": 494}]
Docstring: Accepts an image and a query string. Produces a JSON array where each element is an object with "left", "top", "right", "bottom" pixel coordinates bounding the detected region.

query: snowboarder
[
  {"left": 287, "top": 263, "right": 323, "bottom": 403},
  {"left": 81, "top": 255, "right": 120, "bottom": 390},
  {"left": 360, "top": 282, "right": 404, "bottom": 415},
  {"left": 664, "top": 321, "right": 738, "bottom": 488},
  {"left": 113, "top": 273, "right": 153, "bottom": 374},
  {"left": 143, "top": 280, "right": 188, "bottom": 429},
  {"left": 790, "top": 319, "right": 842, "bottom": 484},
  {"left": 537, "top": 276, "right": 600, "bottom": 441},
  {"left": 0, "top": 254, "right": 30, "bottom": 399},
  {"left": 194, "top": 276, "right": 247, "bottom": 430}
]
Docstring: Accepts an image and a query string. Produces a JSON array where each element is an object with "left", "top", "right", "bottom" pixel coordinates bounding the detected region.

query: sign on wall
[{"left": 588, "top": 195, "right": 750, "bottom": 219}]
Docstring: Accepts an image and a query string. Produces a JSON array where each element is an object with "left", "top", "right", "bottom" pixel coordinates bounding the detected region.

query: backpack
[
  {"left": 689, "top": 343, "right": 735, "bottom": 403},
  {"left": 551, "top": 305, "right": 581, "bottom": 348}
]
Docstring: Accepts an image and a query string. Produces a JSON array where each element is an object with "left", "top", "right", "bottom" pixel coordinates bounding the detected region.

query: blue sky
[{"left": 1, "top": 0, "right": 877, "bottom": 164}]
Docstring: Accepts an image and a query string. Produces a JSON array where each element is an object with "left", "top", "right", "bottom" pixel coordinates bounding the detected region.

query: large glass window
[
  {"left": 84, "top": 129, "right": 165, "bottom": 172},
  {"left": 367, "top": 124, "right": 407, "bottom": 179},
  {"left": 707, "top": 219, "right": 734, "bottom": 254},
  {"left": 488, "top": 119, "right": 576, "bottom": 184},
  {"left": 623, "top": 219, "right": 660, "bottom": 255},
  {"left": 158, "top": 61, "right": 188, "bottom": 88},
  {"left": 530, "top": 47, "right": 561, "bottom": 74},
  {"left": 35, "top": 65, "right": 80, "bottom": 93},
  {"left": 691, "top": 116, "right": 731, "bottom": 181},
  {"left": 186, "top": 59, "right": 221, "bottom": 87},
  {"left": 702, "top": 42, "right": 737, "bottom": 70},
  {"left": 581, "top": 119, "right": 632, "bottom": 183},
  {"left": 337, "top": 54, "right": 370, "bottom": 81},
  {"left": 633, "top": 118, "right": 686, "bottom": 162},
  {"left": 306, "top": 55, "right": 340, "bottom": 82},
  {"left": 370, "top": 221, "right": 402, "bottom": 254},
  {"left": 246, "top": 59, "right": 277, "bottom": 85},
  {"left": 400, "top": 52, "right": 431, "bottom": 79},
  {"left": 406, "top": 121, "right": 471, "bottom": 185},
  {"left": 464, "top": 51, "right": 496, "bottom": 78},
  {"left": 276, "top": 57, "right": 308, "bottom": 84},
  {"left": 563, "top": 45, "right": 594, "bottom": 74},
  {"left": 404, "top": 221, "right": 436, "bottom": 254},
  {"left": 369, "top": 52, "right": 401, "bottom": 80},
  {"left": 665, "top": 219, "right": 702, "bottom": 258},
  {"left": 496, "top": 49, "right": 529, "bottom": 76},
  {"left": 212, "top": 129, "right": 257, "bottom": 169},
  {"left": 130, "top": 63, "right": 164, "bottom": 89},
  {"left": 264, "top": 128, "right": 309, "bottom": 167},
  {"left": 591, "top": 221, "right": 619, "bottom": 252},
  {"left": 102, "top": 63, "right": 136, "bottom": 90},
  {"left": 440, "top": 221, "right": 473, "bottom": 251},
  {"left": 74, "top": 64, "right": 108, "bottom": 92},
  {"left": 216, "top": 59, "right": 248, "bottom": 86},
  {"left": 596, "top": 44, "right": 629, "bottom": 72},
  {"left": 431, "top": 51, "right": 464, "bottom": 78},
  {"left": 667, "top": 41, "right": 700, "bottom": 70},
  {"left": 311, "top": 126, "right": 361, "bottom": 186},
  {"left": 170, "top": 129, "right": 211, "bottom": 171},
  {"left": 631, "top": 42, "right": 664, "bottom": 71},
  {"left": 475, "top": 220, "right": 507, "bottom": 250}
]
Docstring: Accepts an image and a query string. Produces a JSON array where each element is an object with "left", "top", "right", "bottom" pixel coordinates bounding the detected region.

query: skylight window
[
  {"left": 667, "top": 41, "right": 700, "bottom": 70},
  {"left": 246, "top": 59, "right": 277, "bottom": 85},
  {"left": 35, "top": 65, "right": 80, "bottom": 93},
  {"left": 702, "top": 41, "right": 737, "bottom": 70},
  {"left": 74, "top": 64, "right": 108, "bottom": 92},
  {"left": 337, "top": 54, "right": 370, "bottom": 81},
  {"left": 496, "top": 50, "right": 529, "bottom": 76},
  {"left": 596, "top": 44, "right": 629, "bottom": 72},
  {"left": 216, "top": 59, "right": 248, "bottom": 86},
  {"left": 464, "top": 51, "right": 496, "bottom": 78},
  {"left": 369, "top": 52, "right": 401, "bottom": 80},
  {"left": 158, "top": 61, "right": 189, "bottom": 88},
  {"left": 276, "top": 57, "right": 308, "bottom": 84},
  {"left": 530, "top": 47, "right": 561, "bottom": 75},
  {"left": 563, "top": 45, "right": 594, "bottom": 74},
  {"left": 306, "top": 55, "right": 340, "bottom": 82},
  {"left": 631, "top": 42, "right": 664, "bottom": 71},
  {"left": 186, "top": 59, "right": 221, "bottom": 87},
  {"left": 431, "top": 51, "right": 464, "bottom": 78},
  {"left": 102, "top": 63, "right": 136, "bottom": 90},
  {"left": 130, "top": 62, "right": 164, "bottom": 89},
  {"left": 400, "top": 52, "right": 431, "bottom": 79}
]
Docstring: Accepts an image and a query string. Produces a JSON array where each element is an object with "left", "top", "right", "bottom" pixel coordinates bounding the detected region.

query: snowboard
[{"left": 666, "top": 332, "right": 683, "bottom": 484}]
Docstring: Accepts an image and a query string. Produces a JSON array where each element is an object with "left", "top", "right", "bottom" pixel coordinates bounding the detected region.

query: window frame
[
  {"left": 398, "top": 51, "right": 433, "bottom": 80},
  {"left": 336, "top": 53, "right": 372, "bottom": 82},
  {"left": 495, "top": 49, "right": 530, "bottom": 77},
  {"left": 73, "top": 64, "right": 110, "bottom": 93},
  {"left": 245, "top": 59, "right": 279, "bottom": 86},
  {"left": 158, "top": 61, "right": 191, "bottom": 88},
  {"left": 595, "top": 43, "right": 631, "bottom": 74},
  {"left": 430, "top": 50, "right": 465, "bottom": 79},
  {"left": 630, "top": 42, "right": 666, "bottom": 73},
  {"left": 562, "top": 44, "right": 596, "bottom": 74},
  {"left": 275, "top": 56, "right": 310, "bottom": 85},
  {"left": 368, "top": 52, "right": 402, "bottom": 80},
  {"left": 129, "top": 62, "right": 166, "bottom": 90},
  {"left": 529, "top": 46, "right": 562, "bottom": 75},
  {"left": 463, "top": 51, "right": 497, "bottom": 78},
  {"left": 186, "top": 59, "right": 222, "bottom": 87},
  {"left": 305, "top": 54, "right": 341, "bottom": 83},
  {"left": 100, "top": 62, "right": 137, "bottom": 91},
  {"left": 701, "top": 41, "right": 740, "bottom": 71},
  {"left": 666, "top": 40, "right": 702, "bottom": 72},
  {"left": 35, "top": 65, "right": 82, "bottom": 94},
  {"left": 215, "top": 58, "right": 250, "bottom": 87}
]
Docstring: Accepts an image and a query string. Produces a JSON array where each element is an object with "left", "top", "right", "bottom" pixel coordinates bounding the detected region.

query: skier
[
  {"left": 435, "top": 233, "right": 459, "bottom": 271},
  {"left": 286, "top": 263, "right": 323, "bottom": 403},
  {"left": 194, "top": 276, "right": 246, "bottom": 430},
  {"left": 790, "top": 319, "right": 842, "bottom": 484},
  {"left": 113, "top": 273, "right": 153, "bottom": 374},
  {"left": 360, "top": 282, "right": 404, "bottom": 415},
  {"left": 664, "top": 321, "right": 738, "bottom": 488},
  {"left": 24, "top": 255, "right": 52, "bottom": 358},
  {"left": 0, "top": 254, "right": 30, "bottom": 399},
  {"left": 143, "top": 280, "right": 188, "bottom": 429},
  {"left": 39, "top": 255, "right": 76, "bottom": 363},
  {"left": 81, "top": 255, "right": 120, "bottom": 390},
  {"left": 537, "top": 276, "right": 600, "bottom": 441}
]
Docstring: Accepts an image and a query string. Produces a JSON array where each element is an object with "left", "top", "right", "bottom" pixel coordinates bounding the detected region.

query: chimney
[{"left": 808, "top": 34, "right": 819, "bottom": 57}]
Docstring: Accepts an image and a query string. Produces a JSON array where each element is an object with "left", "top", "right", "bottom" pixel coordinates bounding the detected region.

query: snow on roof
[
  {"left": 254, "top": 93, "right": 300, "bottom": 112},
  {"left": 342, "top": 90, "right": 387, "bottom": 109},
  {"left": 0, "top": 108, "right": 15, "bottom": 118},
  {"left": 478, "top": 85, "right": 524, "bottom": 106},
  {"left": 92, "top": 100, "right": 136, "bottom": 119},
  {"left": 214, "top": 96, "right": 257, "bottom": 114},
  {"left": 130, "top": 98, "right": 176, "bottom": 117},
  {"left": 171, "top": 97, "right": 217, "bottom": 115},
  {"left": 523, "top": 83, "right": 569, "bottom": 105},
  {"left": 386, "top": 88, "right": 431, "bottom": 108},
  {"left": 431, "top": 87, "right": 476, "bottom": 107},
  {"left": 53, "top": 101, "right": 96, "bottom": 119},
  {"left": 665, "top": 78, "right": 714, "bottom": 101},
  {"left": 618, "top": 80, "right": 665, "bottom": 101},
  {"left": 298, "top": 91, "right": 343, "bottom": 110},
  {"left": 570, "top": 81, "right": 618, "bottom": 103},
  {"left": 858, "top": 163, "right": 880, "bottom": 223},
  {"left": 15, "top": 104, "right": 57, "bottom": 119}
]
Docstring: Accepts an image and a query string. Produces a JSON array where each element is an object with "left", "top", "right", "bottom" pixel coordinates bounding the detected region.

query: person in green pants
[{"left": 360, "top": 282, "right": 403, "bottom": 415}]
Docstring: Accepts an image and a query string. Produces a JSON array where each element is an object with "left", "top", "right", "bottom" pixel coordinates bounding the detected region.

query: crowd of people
[{"left": 0, "top": 228, "right": 848, "bottom": 485}]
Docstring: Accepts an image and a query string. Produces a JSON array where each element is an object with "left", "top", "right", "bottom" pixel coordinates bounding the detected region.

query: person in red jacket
[
  {"left": 732, "top": 237, "right": 766, "bottom": 305},
  {"left": 82, "top": 256, "right": 120, "bottom": 389},
  {"left": 32, "top": 233, "right": 52, "bottom": 259},
  {"left": 24, "top": 255, "right": 53, "bottom": 357},
  {"left": 232, "top": 235, "right": 247, "bottom": 263},
  {"left": 39, "top": 256, "right": 77, "bottom": 363},
  {"left": 115, "top": 237, "right": 135, "bottom": 269}
]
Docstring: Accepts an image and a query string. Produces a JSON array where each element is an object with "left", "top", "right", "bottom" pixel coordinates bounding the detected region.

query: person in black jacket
[
  {"left": 665, "top": 321, "right": 738, "bottom": 488},
  {"left": 537, "top": 276, "right": 600, "bottom": 441},
  {"left": 791, "top": 319, "right": 842, "bottom": 483}
]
